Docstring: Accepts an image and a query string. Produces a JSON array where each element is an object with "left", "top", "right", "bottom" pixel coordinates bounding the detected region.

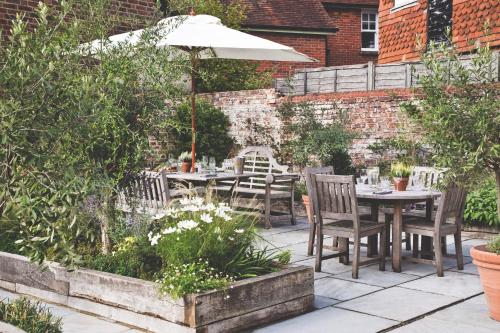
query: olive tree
[
  {"left": 0, "top": 1, "right": 186, "bottom": 264},
  {"left": 402, "top": 40, "right": 500, "bottom": 221}
]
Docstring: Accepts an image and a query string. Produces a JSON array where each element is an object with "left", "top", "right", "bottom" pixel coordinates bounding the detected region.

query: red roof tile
[{"left": 237, "top": 0, "right": 338, "bottom": 32}]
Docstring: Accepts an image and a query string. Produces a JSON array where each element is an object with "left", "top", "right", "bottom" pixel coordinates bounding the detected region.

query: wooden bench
[{"left": 230, "top": 146, "right": 299, "bottom": 229}]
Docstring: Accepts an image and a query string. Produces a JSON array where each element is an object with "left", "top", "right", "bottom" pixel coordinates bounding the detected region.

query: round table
[{"left": 355, "top": 185, "right": 441, "bottom": 272}]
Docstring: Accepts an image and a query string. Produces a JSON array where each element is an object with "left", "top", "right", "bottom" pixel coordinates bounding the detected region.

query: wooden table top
[
  {"left": 165, "top": 172, "right": 259, "bottom": 182},
  {"left": 356, "top": 185, "right": 441, "bottom": 202}
]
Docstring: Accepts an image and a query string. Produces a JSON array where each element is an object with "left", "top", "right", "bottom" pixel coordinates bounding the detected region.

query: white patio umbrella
[{"left": 81, "top": 13, "right": 316, "bottom": 172}]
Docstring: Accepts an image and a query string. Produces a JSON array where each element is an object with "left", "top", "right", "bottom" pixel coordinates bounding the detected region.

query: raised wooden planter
[{"left": 0, "top": 252, "right": 314, "bottom": 333}]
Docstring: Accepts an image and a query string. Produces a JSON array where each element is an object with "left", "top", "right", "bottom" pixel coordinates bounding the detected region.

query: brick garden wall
[
  {"left": 378, "top": 0, "right": 500, "bottom": 64},
  {"left": 201, "top": 88, "right": 419, "bottom": 166}
]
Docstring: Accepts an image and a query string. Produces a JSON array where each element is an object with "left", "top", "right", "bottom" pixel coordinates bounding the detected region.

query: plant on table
[
  {"left": 178, "top": 151, "right": 193, "bottom": 172},
  {"left": 0, "top": 297, "right": 62, "bottom": 333},
  {"left": 149, "top": 197, "right": 290, "bottom": 298},
  {"left": 390, "top": 162, "right": 412, "bottom": 191}
]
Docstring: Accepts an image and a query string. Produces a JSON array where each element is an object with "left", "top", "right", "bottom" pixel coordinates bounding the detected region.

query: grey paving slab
[
  {"left": 447, "top": 238, "right": 489, "bottom": 257},
  {"left": 43, "top": 303, "right": 79, "bottom": 318},
  {"left": 429, "top": 294, "right": 500, "bottom": 331},
  {"left": 253, "top": 306, "right": 397, "bottom": 333},
  {"left": 388, "top": 317, "right": 497, "bottom": 333},
  {"left": 264, "top": 230, "right": 316, "bottom": 247},
  {"left": 313, "top": 295, "right": 340, "bottom": 309},
  {"left": 399, "top": 270, "right": 483, "bottom": 298},
  {"left": 450, "top": 262, "right": 479, "bottom": 275},
  {"left": 61, "top": 312, "right": 132, "bottom": 333},
  {"left": 336, "top": 287, "right": 459, "bottom": 322},
  {"left": 314, "top": 277, "right": 382, "bottom": 301},
  {"left": 0, "top": 288, "right": 19, "bottom": 301},
  {"left": 335, "top": 266, "right": 420, "bottom": 288},
  {"left": 367, "top": 259, "right": 454, "bottom": 277},
  {"left": 299, "top": 258, "right": 353, "bottom": 275}
]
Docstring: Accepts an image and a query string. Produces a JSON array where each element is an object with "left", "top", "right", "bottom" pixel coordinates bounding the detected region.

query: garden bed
[{"left": 0, "top": 252, "right": 314, "bottom": 333}]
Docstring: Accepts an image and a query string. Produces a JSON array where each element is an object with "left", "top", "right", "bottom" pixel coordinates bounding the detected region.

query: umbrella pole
[{"left": 190, "top": 54, "right": 197, "bottom": 173}]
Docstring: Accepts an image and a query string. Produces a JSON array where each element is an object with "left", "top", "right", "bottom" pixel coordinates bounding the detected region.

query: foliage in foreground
[
  {"left": 0, "top": 1, "right": 186, "bottom": 265},
  {"left": 401, "top": 39, "right": 500, "bottom": 221},
  {"left": 0, "top": 297, "right": 62, "bottom": 333},
  {"left": 464, "top": 177, "right": 499, "bottom": 227}
]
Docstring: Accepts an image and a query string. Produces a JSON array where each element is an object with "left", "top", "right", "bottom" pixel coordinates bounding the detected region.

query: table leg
[
  {"left": 421, "top": 198, "right": 433, "bottom": 259},
  {"left": 367, "top": 203, "right": 379, "bottom": 257},
  {"left": 392, "top": 201, "right": 403, "bottom": 273}
]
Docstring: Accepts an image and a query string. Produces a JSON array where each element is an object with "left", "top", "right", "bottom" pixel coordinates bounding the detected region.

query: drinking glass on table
[
  {"left": 380, "top": 176, "right": 391, "bottom": 190},
  {"left": 209, "top": 157, "right": 217, "bottom": 173}
]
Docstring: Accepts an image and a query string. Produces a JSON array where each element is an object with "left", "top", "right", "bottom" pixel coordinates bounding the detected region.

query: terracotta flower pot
[
  {"left": 471, "top": 245, "right": 500, "bottom": 321},
  {"left": 393, "top": 177, "right": 409, "bottom": 191},
  {"left": 302, "top": 195, "right": 313, "bottom": 224},
  {"left": 180, "top": 161, "right": 191, "bottom": 173}
]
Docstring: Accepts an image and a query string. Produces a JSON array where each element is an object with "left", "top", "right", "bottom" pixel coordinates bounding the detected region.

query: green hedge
[{"left": 464, "top": 178, "right": 499, "bottom": 227}]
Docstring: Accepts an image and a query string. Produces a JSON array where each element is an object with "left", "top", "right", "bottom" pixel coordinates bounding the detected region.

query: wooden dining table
[{"left": 355, "top": 185, "right": 441, "bottom": 272}]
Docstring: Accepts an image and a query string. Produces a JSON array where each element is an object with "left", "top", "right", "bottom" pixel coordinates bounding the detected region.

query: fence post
[
  {"left": 333, "top": 69, "right": 337, "bottom": 92},
  {"left": 367, "top": 61, "right": 375, "bottom": 90},
  {"left": 303, "top": 71, "right": 308, "bottom": 95},
  {"left": 405, "top": 63, "right": 412, "bottom": 88}
]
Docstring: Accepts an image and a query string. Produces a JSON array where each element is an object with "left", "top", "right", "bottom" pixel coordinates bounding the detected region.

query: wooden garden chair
[
  {"left": 310, "top": 174, "right": 386, "bottom": 279},
  {"left": 401, "top": 182, "right": 466, "bottom": 276}
]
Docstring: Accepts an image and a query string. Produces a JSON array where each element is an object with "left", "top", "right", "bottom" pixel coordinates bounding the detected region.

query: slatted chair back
[
  {"left": 117, "top": 170, "right": 170, "bottom": 211},
  {"left": 304, "top": 166, "right": 334, "bottom": 204},
  {"left": 410, "top": 166, "right": 446, "bottom": 189},
  {"left": 311, "top": 174, "right": 360, "bottom": 231},
  {"left": 237, "top": 146, "right": 290, "bottom": 191},
  {"left": 434, "top": 182, "right": 467, "bottom": 228}
]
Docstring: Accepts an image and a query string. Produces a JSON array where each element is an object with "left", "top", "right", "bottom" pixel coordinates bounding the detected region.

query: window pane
[
  {"left": 428, "top": 0, "right": 452, "bottom": 44},
  {"left": 362, "top": 22, "right": 369, "bottom": 30},
  {"left": 362, "top": 13, "right": 368, "bottom": 21},
  {"left": 369, "top": 22, "right": 376, "bottom": 30},
  {"left": 369, "top": 14, "right": 376, "bottom": 21},
  {"left": 362, "top": 32, "right": 376, "bottom": 49}
]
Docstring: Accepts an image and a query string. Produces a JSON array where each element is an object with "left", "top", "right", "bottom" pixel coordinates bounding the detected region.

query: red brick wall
[
  {"left": 249, "top": 31, "right": 328, "bottom": 77},
  {"left": 325, "top": 7, "right": 378, "bottom": 66},
  {"left": 379, "top": 0, "right": 500, "bottom": 64},
  {"left": 0, "top": 0, "right": 157, "bottom": 39}
]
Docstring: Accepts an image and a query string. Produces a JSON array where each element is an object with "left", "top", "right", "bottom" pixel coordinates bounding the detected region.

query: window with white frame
[
  {"left": 393, "top": 0, "right": 417, "bottom": 9},
  {"left": 361, "top": 10, "right": 378, "bottom": 51}
]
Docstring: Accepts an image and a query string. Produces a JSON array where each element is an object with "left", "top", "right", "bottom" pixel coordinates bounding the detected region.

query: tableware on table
[
  {"left": 367, "top": 166, "right": 380, "bottom": 187},
  {"left": 234, "top": 157, "right": 245, "bottom": 174},
  {"left": 209, "top": 157, "right": 216, "bottom": 173},
  {"left": 380, "top": 176, "right": 391, "bottom": 190},
  {"left": 360, "top": 168, "right": 368, "bottom": 185}
]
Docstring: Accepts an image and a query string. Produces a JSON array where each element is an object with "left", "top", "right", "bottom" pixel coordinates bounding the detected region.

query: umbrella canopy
[{"left": 81, "top": 14, "right": 316, "bottom": 171}]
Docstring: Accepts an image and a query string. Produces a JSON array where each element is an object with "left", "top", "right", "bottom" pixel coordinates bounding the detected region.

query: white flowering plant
[{"left": 148, "top": 197, "right": 290, "bottom": 297}]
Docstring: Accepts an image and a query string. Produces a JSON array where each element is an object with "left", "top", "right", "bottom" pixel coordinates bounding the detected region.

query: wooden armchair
[
  {"left": 231, "top": 146, "right": 298, "bottom": 229},
  {"left": 310, "top": 174, "right": 386, "bottom": 279}
]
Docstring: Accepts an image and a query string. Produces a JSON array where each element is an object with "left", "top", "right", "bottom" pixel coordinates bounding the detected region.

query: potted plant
[
  {"left": 471, "top": 235, "right": 500, "bottom": 321},
  {"left": 391, "top": 162, "right": 411, "bottom": 191},
  {"left": 178, "top": 151, "right": 192, "bottom": 173}
]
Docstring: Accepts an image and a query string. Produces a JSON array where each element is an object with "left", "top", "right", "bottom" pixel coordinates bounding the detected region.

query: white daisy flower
[
  {"left": 177, "top": 219, "right": 199, "bottom": 230},
  {"left": 162, "top": 227, "right": 177, "bottom": 234},
  {"left": 200, "top": 213, "right": 213, "bottom": 224},
  {"left": 234, "top": 229, "right": 244, "bottom": 234}
]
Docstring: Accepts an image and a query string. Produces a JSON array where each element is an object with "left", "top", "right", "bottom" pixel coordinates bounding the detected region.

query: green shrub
[
  {"left": 486, "top": 236, "right": 500, "bottom": 255},
  {"left": 167, "top": 100, "right": 235, "bottom": 163},
  {"left": 464, "top": 179, "right": 499, "bottom": 227},
  {"left": 85, "top": 236, "right": 161, "bottom": 280},
  {"left": 0, "top": 297, "right": 62, "bottom": 333}
]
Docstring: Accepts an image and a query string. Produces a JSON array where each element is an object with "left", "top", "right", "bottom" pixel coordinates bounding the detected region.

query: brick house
[
  {"left": 2, "top": 1, "right": 385, "bottom": 76},
  {"left": 378, "top": 0, "right": 500, "bottom": 64}
]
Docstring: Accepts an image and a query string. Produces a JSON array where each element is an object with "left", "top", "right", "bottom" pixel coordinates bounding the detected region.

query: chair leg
[
  {"left": 433, "top": 236, "right": 444, "bottom": 277},
  {"left": 379, "top": 230, "right": 386, "bottom": 271},
  {"left": 405, "top": 232, "right": 411, "bottom": 251},
  {"left": 384, "top": 214, "right": 391, "bottom": 255},
  {"left": 454, "top": 231, "right": 464, "bottom": 270},
  {"left": 338, "top": 237, "right": 348, "bottom": 265},
  {"left": 289, "top": 196, "right": 296, "bottom": 225},
  {"left": 412, "top": 234, "right": 419, "bottom": 258},
  {"left": 315, "top": 224, "right": 324, "bottom": 272},
  {"left": 307, "top": 217, "right": 316, "bottom": 256},
  {"left": 264, "top": 195, "right": 271, "bottom": 229},
  {"left": 352, "top": 236, "right": 360, "bottom": 279},
  {"left": 332, "top": 236, "right": 339, "bottom": 249}
]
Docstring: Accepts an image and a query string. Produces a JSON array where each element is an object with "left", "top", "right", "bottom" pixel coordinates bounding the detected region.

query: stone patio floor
[{"left": 1, "top": 217, "right": 499, "bottom": 333}]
